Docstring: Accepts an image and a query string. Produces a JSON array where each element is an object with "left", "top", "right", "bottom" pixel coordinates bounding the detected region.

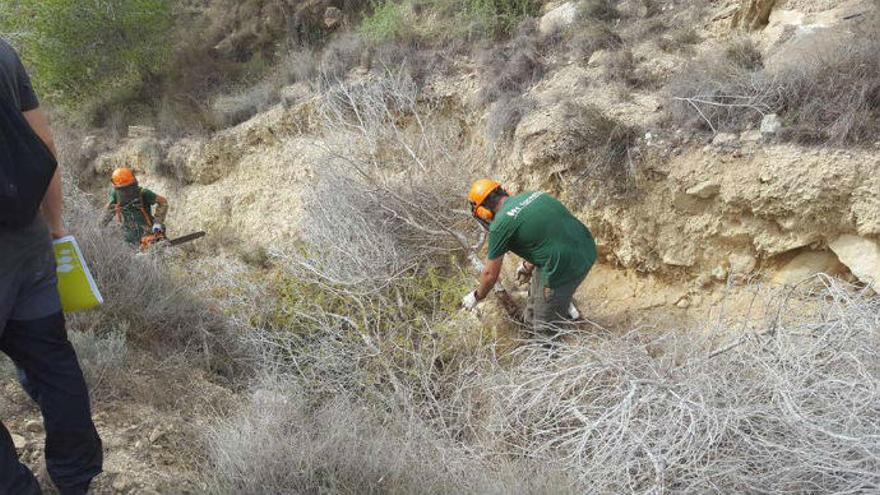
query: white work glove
[
  {"left": 461, "top": 290, "right": 480, "bottom": 310},
  {"left": 568, "top": 302, "right": 580, "bottom": 320},
  {"left": 516, "top": 261, "right": 533, "bottom": 285},
  {"left": 151, "top": 223, "right": 165, "bottom": 234}
]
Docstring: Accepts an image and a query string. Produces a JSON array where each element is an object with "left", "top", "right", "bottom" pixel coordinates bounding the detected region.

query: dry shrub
[
  {"left": 211, "top": 80, "right": 281, "bottom": 128},
  {"left": 202, "top": 265, "right": 880, "bottom": 492},
  {"left": 319, "top": 33, "right": 367, "bottom": 80},
  {"left": 478, "top": 19, "right": 546, "bottom": 104},
  {"left": 280, "top": 49, "right": 319, "bottom": 85},
  {"left": 656, "top": 26, "right": 701, "bottom": 52},
  {"left": 667, "top": 31, "right": 880, "bottom": 144},
  {"left": 567, "top": 21, "right": 623, "bottom": 62},
  {"left": 560, "top": 101, "right": 638, "bottom": 187},
  {"left": 485, "top": 94, "right": 534, "bottom": 146},
  {"left": 724, "top": 36, "right": 764, "bottom": 70},
  {"left": 67, "top": 329, "right": 129, "bottom": 400},
  {"left": 582, "top": 0, "right": 621, "bottom": 22},
  {"left": 201, "top": 374, "right": 575, "bottom": 494},
  {"left": 302, "top": 71, "right": 475, "bottom": 288},
  {"left": 367, "top": 40, "right": 438, "bottom": 87},
  {"left": 603, "top": 48, "right": 652, "bottom": 88}
]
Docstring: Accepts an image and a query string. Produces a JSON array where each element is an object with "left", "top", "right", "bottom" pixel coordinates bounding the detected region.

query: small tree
[{"left": 0, "top": 0, "right": 172, "bottom": 107}]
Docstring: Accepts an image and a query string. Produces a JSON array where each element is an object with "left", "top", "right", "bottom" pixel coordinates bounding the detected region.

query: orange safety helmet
[
  {"left": 468, "top": 179, "right": 505, "bottom": 222},
  {"left": 111, "top": 167, "right": 137, "bottom": 187}
]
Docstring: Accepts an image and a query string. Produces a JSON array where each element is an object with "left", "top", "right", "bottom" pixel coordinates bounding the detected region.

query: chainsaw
[{"left": 139, "top": 230, "right": 206, "bottom": 252}]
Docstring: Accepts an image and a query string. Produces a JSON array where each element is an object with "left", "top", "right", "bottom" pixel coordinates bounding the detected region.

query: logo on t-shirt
[{"left": 506, "top": 192, "right": 544, "bottom": 218}]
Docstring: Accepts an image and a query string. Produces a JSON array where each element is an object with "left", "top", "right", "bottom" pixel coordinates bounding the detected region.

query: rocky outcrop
[
  {"left": 94, "top": 138, "right": 163, "bottom": 177},
  {"left": 771, "top": 250, "right": 845, "bottom": 285},
  {"left": 731, "top": 0, "right": 778, "bottom": 30},
  {"left": 569, "top": 145, "right": 880, "bottom": 279},
  {"left": 539, "top": 2, "right": 578, "bottom": 35},
  {"left": 830, "top": 235, "right": 880, "bottom": 288}
]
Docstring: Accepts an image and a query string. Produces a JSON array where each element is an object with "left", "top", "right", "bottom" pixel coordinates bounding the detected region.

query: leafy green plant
[
  {"left": 0, "top": 0, "right": 172, "bottom": 107},
  {"left": 360, "top": 1, "right": 411, "bottom": 43}
]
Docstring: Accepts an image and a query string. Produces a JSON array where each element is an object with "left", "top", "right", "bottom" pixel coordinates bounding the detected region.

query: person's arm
[
  {"left": 23, "top": 108, "right": 65, "bottom": 239},
  {"left": 153, "top": 195, "right": 168, "bottom": 224},
  {"left": 99, "top": 202, "right": 115, "bottom": 226},
  {"left": 475, "top": 255, "right": 504, "bottom": 301}
]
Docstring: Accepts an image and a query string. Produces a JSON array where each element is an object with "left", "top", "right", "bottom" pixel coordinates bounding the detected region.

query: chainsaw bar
[{"left": 168, "top": 231, "right": 206, "bottom": 246}]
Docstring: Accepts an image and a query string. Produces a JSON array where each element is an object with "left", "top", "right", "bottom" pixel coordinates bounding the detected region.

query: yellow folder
[{"left": 53, "top": 235, "right": 104, "bottom": 312}]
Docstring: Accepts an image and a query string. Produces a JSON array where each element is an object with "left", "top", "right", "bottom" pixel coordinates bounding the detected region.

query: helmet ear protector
[{"left": 469, "top": 185, "right": 507, "bottom": 229}]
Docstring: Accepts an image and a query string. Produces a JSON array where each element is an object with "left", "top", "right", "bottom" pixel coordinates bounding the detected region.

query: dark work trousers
[
  {"left": 523, "top": 267, "right": 589, "bottom": 339},
  {"left": 0, "top": 247, "right": 102, "bottom": 495}
]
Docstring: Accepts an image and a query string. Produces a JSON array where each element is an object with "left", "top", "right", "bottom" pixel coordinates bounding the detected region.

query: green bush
[
  {"left": 360, "top": 0, "right": 538, "bottom": 44},
  {"left": 0, "top": 0, "right": 172, "bottom": 108},
  {"left": 360, "top": 1, "right": 411, "bottom": 43}
]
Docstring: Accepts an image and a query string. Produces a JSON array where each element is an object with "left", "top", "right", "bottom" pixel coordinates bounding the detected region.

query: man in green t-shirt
[
  {"left": 462, "top": 179, "right": 597, "bottom": 335},
  {"left": 99, "top": 167, "right": 169, "bottom": 246}
]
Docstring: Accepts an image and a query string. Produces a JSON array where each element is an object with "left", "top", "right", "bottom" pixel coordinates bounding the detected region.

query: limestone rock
[
  {"left": 852, "top": 176, "right": 880, "bottom": 236},
  {"left": 587, "top": 49, "right": 611, "bottom": 68},
  {"left": 741, "top": 129, "right": 763, "bottom": 142},
  {"left": 760, "top": 114, "right": 781, "bottom": 135},
  {"left": 94, "top": 138, "right": 163, "bottom": 176},
  {"left": 729, "top": 252, "right": 757, "bottom": 275},
  {"left": 829, "top": 235, "right": 880, "bottom": 288},
  {"left": 772, "top": 250, "right": 844, "bottom": 285},
  {"left": 539, "top": 2, "right": 578, "bottom": 35},
  {"left": 712, "top": 132, "right": 738, "bottom": 146},
  {"left": 10, "top": 433, "right": 25, "bottom": 450},
  {"left": 731, "top": 0, "right": 778, "bottom": 30},
  {"left": 149, "top": 427, "right": 164, "bottom": 444},
  {"left": 24, "top": 420, "right": 41, "bottom": 433},
  {"left": 686, "top": 181, "right": 721, "bottom": 199}
]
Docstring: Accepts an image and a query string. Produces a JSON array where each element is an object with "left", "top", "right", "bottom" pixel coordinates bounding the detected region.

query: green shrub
[
  {"left": 360, "top": 1, "right": 412, "bottom": 43},
  {"left": 0, "top": 0, "right": 172, "bottom": 108},
  {"left": 361, "top": 0, "right": 538, "bottom": 44}
]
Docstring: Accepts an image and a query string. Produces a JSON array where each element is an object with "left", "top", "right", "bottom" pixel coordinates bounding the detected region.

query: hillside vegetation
[{"left": 3, "top": 0, "right": 880, "bottom": 493}]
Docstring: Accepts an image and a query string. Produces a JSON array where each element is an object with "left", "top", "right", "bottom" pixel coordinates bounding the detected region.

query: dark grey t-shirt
[{"left": 0, "top": 39, "right": 51, "bottom": 273}]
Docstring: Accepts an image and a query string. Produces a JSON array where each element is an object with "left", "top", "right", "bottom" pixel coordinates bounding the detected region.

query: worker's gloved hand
[
  {"left": 516, "top": 261, "right": 533, "bottom": 285},
  {"left": 461, "top": 290, "right": 479, "bottom": 310},
  {"left": 151, "top": 223, "right": 165, "bottom": 234},
  {"left": 568, "top": 302, "right": 580, "bottom": 320}
]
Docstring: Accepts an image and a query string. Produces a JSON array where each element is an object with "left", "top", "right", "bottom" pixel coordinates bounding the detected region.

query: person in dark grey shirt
[{"left": 0, "top": 39, "right": 103, "bottom": 495}]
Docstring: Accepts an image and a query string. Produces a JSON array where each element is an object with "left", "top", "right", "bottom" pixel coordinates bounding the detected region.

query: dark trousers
[
  {"left": 1, "top": 244, "right": 102, "bottom": 495},
  {"left": 523, "top": 268, "right": 588, "bottom": 338}
]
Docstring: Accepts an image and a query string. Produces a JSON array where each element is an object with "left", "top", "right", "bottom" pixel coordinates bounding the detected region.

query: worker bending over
[{"left": 462, "top": 179, "right": 597, "bottom": 336}]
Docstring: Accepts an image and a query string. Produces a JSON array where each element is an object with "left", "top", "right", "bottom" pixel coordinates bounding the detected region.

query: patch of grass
[
  {"left": 359, "top": 0, "right": 538, "bottom": 44},
  {"left": 360, "top": 1, "right": 413, "bottom": 43}
]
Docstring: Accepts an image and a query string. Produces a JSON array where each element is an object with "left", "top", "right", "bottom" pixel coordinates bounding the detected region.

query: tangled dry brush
[{"left": 197, "top": 74, "right": 880, "bottom": 493}]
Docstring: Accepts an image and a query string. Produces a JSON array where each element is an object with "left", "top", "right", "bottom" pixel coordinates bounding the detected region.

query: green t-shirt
[
  {"left": 488, "top": 191, "right": 596, "bottom": 288},
  {"left": 109, "top": 187, "right": 157, "bottom": 244}
]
